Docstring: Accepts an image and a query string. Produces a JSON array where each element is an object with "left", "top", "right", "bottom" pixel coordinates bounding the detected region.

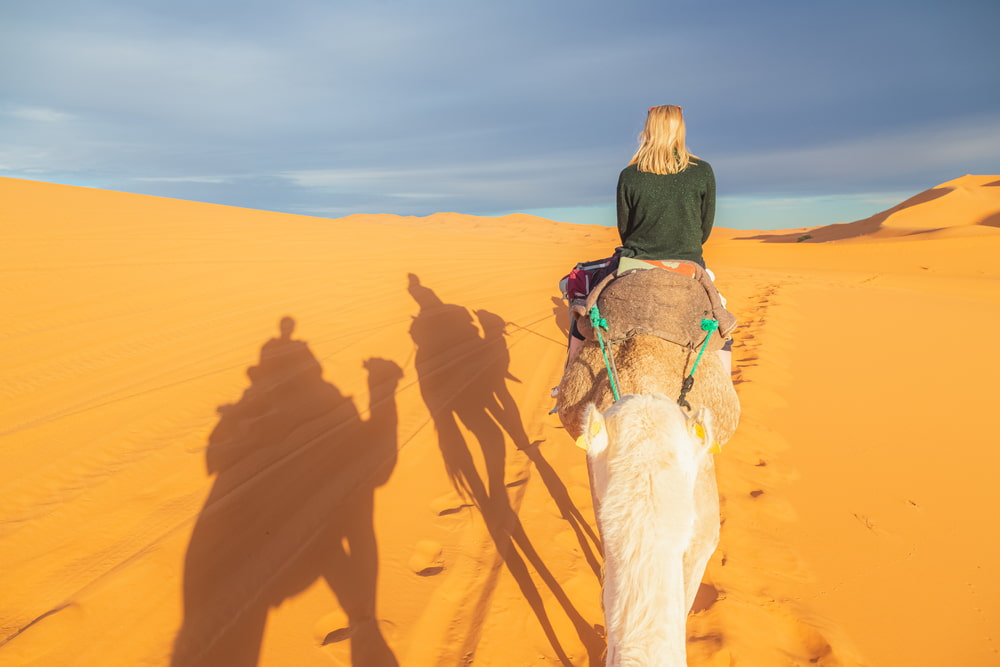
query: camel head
[
  {"left": 580, "top": 394, "right": 714, "bottom": 468},
  {"left": 581, "top": 394, "right": 716, "bottom": 556}
]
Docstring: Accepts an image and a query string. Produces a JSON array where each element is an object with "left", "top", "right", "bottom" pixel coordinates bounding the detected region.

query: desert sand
[{"left": 1, "top": 174, "right": 999, "bottom": 666}]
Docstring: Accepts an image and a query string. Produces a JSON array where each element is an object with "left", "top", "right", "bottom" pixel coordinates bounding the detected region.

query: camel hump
[{"left": 577, "top": 264, "right": 733, "bottom": 352}]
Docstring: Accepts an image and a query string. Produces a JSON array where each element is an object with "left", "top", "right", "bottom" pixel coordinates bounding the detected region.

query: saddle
[{"left": 574, "top": 257, "right": 736, "bottom": 353}]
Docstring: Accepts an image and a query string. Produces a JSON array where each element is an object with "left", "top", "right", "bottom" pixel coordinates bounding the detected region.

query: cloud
[
  {"left": 714, "top": 114, "right": 1000, "bottom": 195},
  {"left": 132, "top": 176, "right": 231, "bottom": 184},
  {"left": 4, "top": 106, "right": 76, "bottom": 123},
  {"left": 278, "top": 149, "right": 620, "bottom": 214},
  {"left": 0, "top": 147, "right": 61, "bottom": 173}
]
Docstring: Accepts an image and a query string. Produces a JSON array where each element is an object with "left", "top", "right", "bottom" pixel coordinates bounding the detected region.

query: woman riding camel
[{"left": 565, "top": 105, "right": 732, "bottom": 373}]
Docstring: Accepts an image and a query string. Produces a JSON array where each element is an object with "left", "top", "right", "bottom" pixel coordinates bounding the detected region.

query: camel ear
[
  {"left": 688, "top": 408, "right": 717, "bottom": 454},
  {"left": 577, "top": 404, "right": 608, "bottom": 454}
]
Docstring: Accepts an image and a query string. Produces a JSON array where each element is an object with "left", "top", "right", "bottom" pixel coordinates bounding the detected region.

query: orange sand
[{"left": 2, "top": 175, "right": 998, "bottom": 666}]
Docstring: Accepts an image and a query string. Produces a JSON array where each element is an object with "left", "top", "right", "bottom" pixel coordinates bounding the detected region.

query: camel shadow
[
  {"left": 171, "top": 316, "right": 402, "bottom": 667},
  {"left": 407, "top": 275, "right": 604, "bottom": 665}
]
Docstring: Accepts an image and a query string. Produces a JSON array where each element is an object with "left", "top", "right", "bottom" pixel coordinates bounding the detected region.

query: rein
[
  {"left": 677, "top": 318, "right": 719, "bottom": 410},
  {"left": 589, "top": 304, "right": 621, "bottom": 402}
]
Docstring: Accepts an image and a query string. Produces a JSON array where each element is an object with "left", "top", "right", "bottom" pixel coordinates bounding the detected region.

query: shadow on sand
[
  {"left": 551, "top": 295, "right": 571, "bottom": 339},
  {"left": 407, "top": 274, "right": 604, "bottom": 665},
  {"left": 172, "top": 317, "right": 402, "bottom": 667}
]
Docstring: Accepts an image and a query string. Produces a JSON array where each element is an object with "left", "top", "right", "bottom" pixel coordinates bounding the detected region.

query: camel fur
[
  {"left": 557, "top": 334, "right": 739, "bottom": 446},
  {"left": 583, "top": 394, "right": 718, "bottom": 666}
]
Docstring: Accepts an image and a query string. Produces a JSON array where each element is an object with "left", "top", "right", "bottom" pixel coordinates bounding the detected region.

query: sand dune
[
  {"left": 738, "top": 174, "right": 1000, "bottom": 244},
  {"left": 2, "top": 175, "right": 998, "bottom": 666}
]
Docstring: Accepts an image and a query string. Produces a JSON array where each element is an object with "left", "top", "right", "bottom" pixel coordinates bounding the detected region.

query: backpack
[{"left": 559, "top": 253, "right": 620, "bottom": 301}]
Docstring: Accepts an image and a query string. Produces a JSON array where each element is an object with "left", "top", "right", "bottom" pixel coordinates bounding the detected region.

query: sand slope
[
  {"left": 739, "top": 174, "right": 1000, "bottom": 243},
  {"left": 1, "top": 176, "right": 998, "bottom": 666}
]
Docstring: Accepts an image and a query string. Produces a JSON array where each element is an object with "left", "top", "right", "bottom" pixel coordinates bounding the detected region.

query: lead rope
[
  {"left": 589, "top": 304, "right": 621, "bottom": 402},
  {"left": 677, "top": 318, "right": 719, "bottom": 410}
]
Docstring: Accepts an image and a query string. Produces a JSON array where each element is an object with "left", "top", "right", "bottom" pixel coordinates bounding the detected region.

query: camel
[{"left": 556, "top": 264, "right": 740, "bottom": 665}]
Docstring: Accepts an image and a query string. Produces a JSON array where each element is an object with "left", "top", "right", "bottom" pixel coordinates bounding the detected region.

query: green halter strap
[
  {"left": 677, "top": 318, "right": 719, "bottom": 410},
  {"left": 589, "top": 304, "right": 621, "bottom": 402}
]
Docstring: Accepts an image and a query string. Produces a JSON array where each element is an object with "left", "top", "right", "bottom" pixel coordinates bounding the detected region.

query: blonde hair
[{"left": 629, "top": 105, "right": 696, "bottom": 175}]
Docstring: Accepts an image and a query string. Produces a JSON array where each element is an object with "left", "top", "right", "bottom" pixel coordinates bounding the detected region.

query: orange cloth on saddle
[{"left": 575, "top": 259, "right": 736, "bottom": 352}]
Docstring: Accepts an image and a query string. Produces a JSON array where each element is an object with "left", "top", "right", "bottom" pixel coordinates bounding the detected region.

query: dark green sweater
[{"left": 616, "top": 159, "right": 716, "bottom": 266}]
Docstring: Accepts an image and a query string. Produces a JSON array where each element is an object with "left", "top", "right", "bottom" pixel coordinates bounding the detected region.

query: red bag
[{"left": 559, "top": 254, "right": 619, "bottom": 301}]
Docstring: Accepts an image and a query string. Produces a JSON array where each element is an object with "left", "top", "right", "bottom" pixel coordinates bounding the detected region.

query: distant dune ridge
[
  {"left": 736, "top": 174, "right": 1000, "bottom": 243},
  {"left": 1, "top": 175, "right": 999, "bottom": 666}
]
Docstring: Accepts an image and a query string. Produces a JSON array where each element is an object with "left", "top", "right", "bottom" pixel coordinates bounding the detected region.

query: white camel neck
[{"left": 605, "top": 545, "right": 689, "bottom": 666}]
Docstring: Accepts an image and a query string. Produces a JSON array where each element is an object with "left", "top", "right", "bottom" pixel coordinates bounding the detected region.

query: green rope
[
  {"left": 678, "top": 318, "right": 719, "bottom": 409},
  {"left": 690, "top": 318, "right": 720, "bottom": 376},
  {"left": 589, "top": 304, "right": 621, "bottom": 402}
]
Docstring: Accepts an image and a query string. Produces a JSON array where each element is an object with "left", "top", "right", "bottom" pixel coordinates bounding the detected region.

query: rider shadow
[
  {"left": 172, "top": 316, "right": 402, "bottom": 667},
  {"left": 480, "top": 308, "right": 602, "bottom": 580},
  {"left": 407, "top": 274, "right": 604, "bottom": 665}
]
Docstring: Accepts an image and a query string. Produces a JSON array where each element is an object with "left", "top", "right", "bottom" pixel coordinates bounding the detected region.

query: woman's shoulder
[
  {"left": 688, "top": 157, "right": 713, "bottom": 172},
  {"left": 617, "top": 163, "right": 641, "bottom": 188},
  {"left": 686, "top": 158, "right": 715, "bottom": 185}
]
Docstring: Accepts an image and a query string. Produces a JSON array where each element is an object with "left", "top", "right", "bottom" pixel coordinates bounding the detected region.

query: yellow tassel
[
  {"left": 695, "top": 422, "right": 722, "bottom": 454},
  {"left": 576, "top": 418, "right": 603, "bottom": 451}
]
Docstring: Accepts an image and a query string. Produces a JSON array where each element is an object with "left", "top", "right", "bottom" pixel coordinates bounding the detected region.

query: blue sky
[{"left": 2, "top": 0, "right": 998, "bottom": 230}]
